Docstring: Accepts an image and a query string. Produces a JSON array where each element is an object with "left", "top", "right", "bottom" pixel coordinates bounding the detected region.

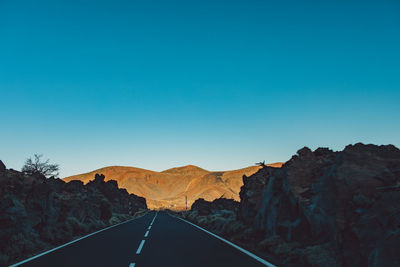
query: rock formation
[
  {"left": 0, "top": 164, "right": 147, "bottom": 266},
  {"left": 239, "top": 143, "right": 400, "bottom": 266},
  {"left": 0, "top": 160, "right": 5, "bottom": 172},
  {"left": 191, "top": 197, "right": 239, "bottom": 216}
]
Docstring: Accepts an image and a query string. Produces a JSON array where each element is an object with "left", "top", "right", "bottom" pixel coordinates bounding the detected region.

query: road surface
[{"left": 13, "top": 211, "right": 274, "bottom": 267}]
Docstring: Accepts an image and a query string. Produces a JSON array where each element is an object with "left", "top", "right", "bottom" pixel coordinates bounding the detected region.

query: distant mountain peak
[
  {"left": 63, "top": 162, "right": 284, "bottom": 210},
  {"left": 161, "top": 165, "right": 209, "bottom": 174}
]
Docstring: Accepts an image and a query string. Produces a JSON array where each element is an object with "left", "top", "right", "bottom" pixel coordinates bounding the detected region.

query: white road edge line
[
  {"left": 144, "top": 230, "right": 149, "bottom": 237},
  {"left": 9, "top": 212, "right": 150, "bottom": 267},
  {"left": 168, "top": 213, "right": 276, "bottom": 267},
  {"left": 148, "top": 225, "right": 151, "bottom": 230},
  {"left": 136, "top": 240, "right": 146, "bottom": 254},
  {"left": 129, "top": 263, "right": 136, "bottom": 267}
]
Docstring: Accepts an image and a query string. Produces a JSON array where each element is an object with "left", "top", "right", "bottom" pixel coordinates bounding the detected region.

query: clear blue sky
[{"left": 1, "top": 0, "right": 399, "bottom": 177}]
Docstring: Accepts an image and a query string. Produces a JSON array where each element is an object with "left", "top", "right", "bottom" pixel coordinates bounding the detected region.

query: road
[{"left": 13, "top": 211, "right": 274, "bottom": 267}]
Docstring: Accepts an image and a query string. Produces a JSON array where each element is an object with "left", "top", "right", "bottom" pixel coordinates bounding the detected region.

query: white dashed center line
[
  {"left": 150, "top": 212, "right": 157, "bottom": 226},
  {"left": 131, "top": 211, "right": 158, "bottom": 265},
  {"left": 136, "top": 240, "right": 146, "bottom": 254}
]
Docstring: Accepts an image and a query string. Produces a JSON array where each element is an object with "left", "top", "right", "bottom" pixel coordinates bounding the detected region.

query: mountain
[{"left": 63, "top": 163, "right": 283, "bottom": 210}]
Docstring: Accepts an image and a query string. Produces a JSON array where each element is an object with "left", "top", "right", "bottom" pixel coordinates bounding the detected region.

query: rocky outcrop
[
  {"left": 191, "top": 197, "right": 239, "bottom": 216},
  {"left": 239, "top": 143, "right": 400, "bottom": 266},
  {"left": 0, "top": 160, "right": 5, "bottom": 172},
  {"left": 0, "top": 168, "right": 147, "bottom": 266}
]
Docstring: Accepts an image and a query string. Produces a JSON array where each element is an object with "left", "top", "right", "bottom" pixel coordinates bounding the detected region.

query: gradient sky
[{"left": 1, "top": 0, "right": 399, "bottom": 177}]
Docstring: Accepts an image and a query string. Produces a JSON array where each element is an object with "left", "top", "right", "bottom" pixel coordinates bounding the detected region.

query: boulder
[{"left": 191, "top": 197, "right": 239, "bottom": 216}]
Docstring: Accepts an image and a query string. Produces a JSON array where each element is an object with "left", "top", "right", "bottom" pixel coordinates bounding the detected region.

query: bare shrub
[{"left": 22, "top": 154, "right": 59, "bottom": 178}]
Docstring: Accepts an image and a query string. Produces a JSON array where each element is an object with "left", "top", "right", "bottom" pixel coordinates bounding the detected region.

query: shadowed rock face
[
  {"left": 191, "top": 198, "right": 239, "bottom": 216},
  {"left": 0, "top": 160, "right": 5, "bottom": 172},
  {"left": 0, "top": 167, "right": 146, "bottom": 266},
  {"left": 239, "top": 143, "right": 400, "bottom": 266}
]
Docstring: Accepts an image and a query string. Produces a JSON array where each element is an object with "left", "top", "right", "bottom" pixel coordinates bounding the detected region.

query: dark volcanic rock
[
  {"left": 0, "top": 169, "right": 147, "bottom": 266},
  {"left": 191, "top": 197, "right": 239, "bottom": 216},
  {"left": 187, "top": 197, "right": 244, "bottom": 239},
  {"left": 239, "top": 143, "right": 400, "bottom": 266},
  {"left": 0, "top": 160, "right": 5, "bottom": 172}
]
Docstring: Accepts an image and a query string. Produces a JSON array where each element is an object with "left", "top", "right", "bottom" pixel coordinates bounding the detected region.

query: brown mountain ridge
[{"left": 63, "top": 163, "right": 283, "bottom": 210}]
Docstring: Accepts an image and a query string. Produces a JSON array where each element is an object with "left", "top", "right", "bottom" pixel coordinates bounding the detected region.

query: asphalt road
[{"left": 15, "top": 211, "right": 273, "bottom": 267}]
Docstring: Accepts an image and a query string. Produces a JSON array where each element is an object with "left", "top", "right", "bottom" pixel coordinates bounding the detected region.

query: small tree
[
  {"left": 255, "top": 160, "right": 266, "bottom": 167},
  {"left": 22, "top": 154, "right": 59, "bottom": 178}
]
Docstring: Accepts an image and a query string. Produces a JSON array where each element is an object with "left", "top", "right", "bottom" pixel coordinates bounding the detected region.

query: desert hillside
[{"left": 64, "top": 163, "right": 283, "bottom": 210}]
